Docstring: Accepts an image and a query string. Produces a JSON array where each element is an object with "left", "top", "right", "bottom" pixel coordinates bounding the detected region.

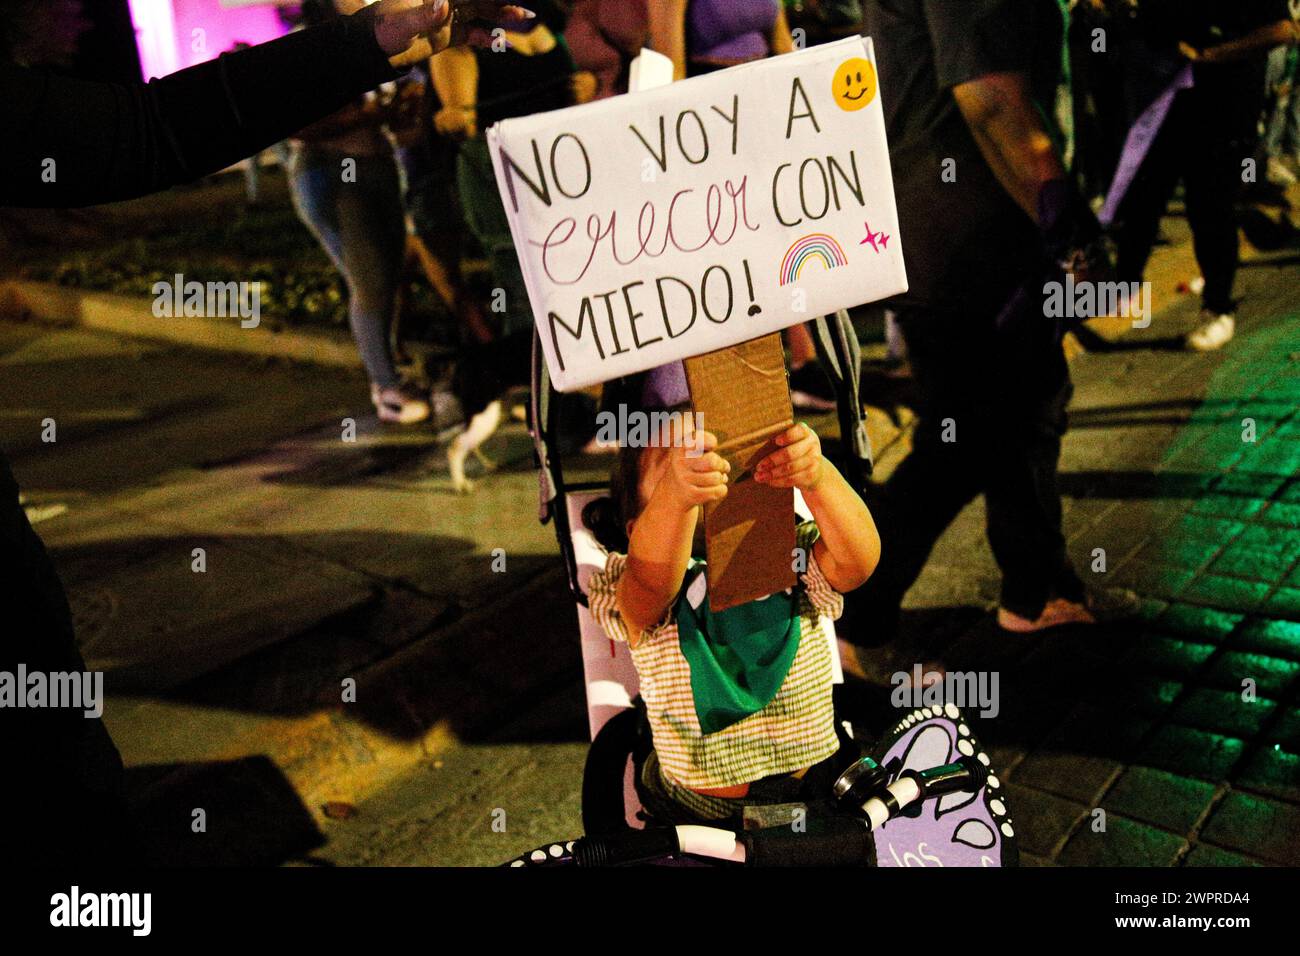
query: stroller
[{"left": 503, "top": 313, "right": 1019, "bottom": 867}]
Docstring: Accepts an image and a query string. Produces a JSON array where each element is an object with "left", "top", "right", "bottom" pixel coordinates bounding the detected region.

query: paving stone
[
  {"left": 1012, "top": 743, "right": 1122, "bottom": 805},
  {"left": 1234, "top": 618, "right": 1300, "bottom": 660},
  {"left": 1212, "top": 472, "right": 1288, "bottom": 498},
  {"left": 1236, "top": 524, "right": 1300, "bottom": 559},
  {"left": 1003, "top": 782, "right": 1087, "bottom": 859},
  {"left": 1121, "top": 635, "right": 1217, "bottom": 680},
  {"left": 1157, "top": 603, "right": 1244, "bottom": 641},
  {"left": 1190, "top": 495, "right": 1267, "bottom": 521},
  {"left": 1177, "top": 574, "right": 1270, "bottom": 613},
  {"left": 1057, "top": 813, "right": 1188, "bottom": 867},
  {"left": 1141, "top": 566, "right": 1198, "bottom": 600},
  {"left": 1235, "top": 745, "right": 1300, "bottom": 803},
  {"left": 1055, "top": 701, "right": 1155, "bottom": 763},
  {"left": 1262, "top": 587, "right": 1300, "bottom": 620},
  {"left": 1263, "top": 707, "right": 1300, "bottom": 751},
  {"left": 1203, "top": 651, "right": 1300, "bottom": 698},
  {"left": 1168, "top": 515, "right": 1246, "bottom": 549},
  {"left": 1080, "top": 676, "right": 1182, "bottom": 724},
  {"left": 1208, "top": 546, "right": 1295, "bottom": 583},
  {"left": 1199, "top": 791, "right": 1300, "bottom": 865},
  {"left": 1259, "top": 501, "right": 1300, "bottom": 528},
  {"left": 1170, "top": 688, "right": 1277, "bottom": 739},
  {"left": 1136, "top": 538, "right": 1215, "bottom": 573},
  {"left": 1136, "top": 725, "right": 1246, "bottom": 782},
  {"left": 1134, "top": 596, "right": 1170, "bottom": 624},
  {"left": 1182, "top": 843, "right": 1264, "bottom": 867},
  {"left": 1101, "top": 766, "right": 1216, "bottom": 834},
  {"left": 1278, "top": 479, "right": 1300, "bottom": 504}
]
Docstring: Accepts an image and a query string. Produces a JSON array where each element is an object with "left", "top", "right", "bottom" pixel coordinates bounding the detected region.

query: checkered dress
[{"left": 588, "top": 522, "right": 842, "bottom": 791}]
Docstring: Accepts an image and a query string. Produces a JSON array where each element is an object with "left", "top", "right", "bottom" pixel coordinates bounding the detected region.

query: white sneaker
[
  {"left": 1184, "top": 312, "right": 1235, "bottom": 352},
  {"left": 371, "top": 383, "right": 431, "bottom": 424}
]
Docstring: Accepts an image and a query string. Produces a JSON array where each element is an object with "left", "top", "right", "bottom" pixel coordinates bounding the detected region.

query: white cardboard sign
[{"left": 487, "top": 36, "right": 907, "bottom": 392}]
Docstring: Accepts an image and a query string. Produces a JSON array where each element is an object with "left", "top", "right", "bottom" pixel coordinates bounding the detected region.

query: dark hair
[
  {"left": 580, "top": 436, "right": 643, "bottom": 555},
  {"left": 581, "top": 393, "right": 692, "bottom": 554}
]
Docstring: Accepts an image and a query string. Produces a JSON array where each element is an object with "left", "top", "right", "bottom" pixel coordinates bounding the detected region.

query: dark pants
[
  {"left": 289, "top": 148, "right": 408, "bottom": 390},
  {"left": 1113, "top": 86, "right": 1248, "bottom": 316},
  {"left": 846, "top": 296, "right": 1083, "bottom": 644},
  {"left": 0, "top": 460, "right": 134, "bottom": 865}
]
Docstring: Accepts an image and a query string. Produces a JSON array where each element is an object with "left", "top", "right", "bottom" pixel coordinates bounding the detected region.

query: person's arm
[
  {"left": 0, "top": 0, "right": 531, "bottom": 208},
  {"left": 648, "top": 0, "right": 689, "bottom": 82},
  {"left": 616, "top": 430, "right": 730, "bottom": 644},
  {"left": 951, "top": 71, "right": 1065, "bottom": 225},
  {"left": 1183, "top": 19, "right": 1299, "bottom": 65},
  {"left": 755, "top": 424, "right": 879, "bottom": 593},
  {"left": 430, "top": 46, "right": 480, "bottom": 139},
  {"left": 771, "top": 5, "right": 795, "bottom": 56}
]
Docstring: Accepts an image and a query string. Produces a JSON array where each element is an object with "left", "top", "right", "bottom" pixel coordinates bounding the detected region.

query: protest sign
[{"left": 487, "top": 35, "right": 907, "bottom": 392}]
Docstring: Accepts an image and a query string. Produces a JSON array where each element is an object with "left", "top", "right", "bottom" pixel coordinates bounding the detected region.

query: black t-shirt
[
  {"left": 474, "top": 39, "right": 576, "bottom": 129},
  {"left": 863, "top": 0, "right": 1063, "bottom": 313}
]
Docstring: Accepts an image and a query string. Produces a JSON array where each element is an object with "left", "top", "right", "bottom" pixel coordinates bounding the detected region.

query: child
[{"left": 588, "top": 413, "right": 881, "bottom": 824}]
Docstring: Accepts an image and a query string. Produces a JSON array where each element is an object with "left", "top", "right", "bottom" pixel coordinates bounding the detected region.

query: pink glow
[{"left": 128, "top": 0, "right": 289, "bottom": 80}]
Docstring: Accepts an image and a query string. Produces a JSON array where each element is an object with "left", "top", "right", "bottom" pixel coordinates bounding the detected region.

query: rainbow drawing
[{"left": 779, "top": 233, "right": 849, "bottom": 286}]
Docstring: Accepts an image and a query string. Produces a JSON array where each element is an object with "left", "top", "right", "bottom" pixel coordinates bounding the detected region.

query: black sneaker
[{"left": 789, "top": 362, "right": 838, "bottom": 412}]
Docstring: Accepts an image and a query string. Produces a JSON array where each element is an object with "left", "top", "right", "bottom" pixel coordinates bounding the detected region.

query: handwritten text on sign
[{"left": 487, "top": 37, "right": 907, "bottom": 392}]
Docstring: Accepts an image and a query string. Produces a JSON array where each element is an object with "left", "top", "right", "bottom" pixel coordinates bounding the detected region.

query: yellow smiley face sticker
[{"left": 833, "top": 58, "right": 877, "bottom": 112}]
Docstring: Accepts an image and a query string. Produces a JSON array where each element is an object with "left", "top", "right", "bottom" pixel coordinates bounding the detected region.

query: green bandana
[{"left": 674, "top": 561, "right": 802, "bottom": 735}]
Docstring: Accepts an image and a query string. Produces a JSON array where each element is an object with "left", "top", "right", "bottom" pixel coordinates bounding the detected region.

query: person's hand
[
  {"left": 571, "top": 71, "right": 599, "bottom": 105},
  {"left": 1178, "top": 41, "right": 1202, "bottom": 63},
  {"left": 370, "top": 0, "right": 534, "bottom": 66},
  {"left": 660, "top": 424, "right": 729, "bottom": 511},
  {"left": 755, "top": 423, "right": 826, "bottom": 491},
  {"left": 435, "top": 104, "right": 478, "bottom": 139}
]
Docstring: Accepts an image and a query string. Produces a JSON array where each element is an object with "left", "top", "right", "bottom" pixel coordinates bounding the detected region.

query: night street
[{"left": 2, "top": 189, "right": 1296, "bottom": 867}]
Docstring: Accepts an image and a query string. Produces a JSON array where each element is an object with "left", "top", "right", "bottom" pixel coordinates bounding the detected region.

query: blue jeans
[
  {"left": 289, "top": 147, "right": 408, "bottom": 389},
  {"left": 1265, "top": 45, "right": 1300, "bottom": 160}
]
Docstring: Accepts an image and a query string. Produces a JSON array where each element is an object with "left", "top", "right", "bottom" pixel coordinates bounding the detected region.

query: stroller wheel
[{"left": 581, "top": 707, "right": 646, "bottom": 836}]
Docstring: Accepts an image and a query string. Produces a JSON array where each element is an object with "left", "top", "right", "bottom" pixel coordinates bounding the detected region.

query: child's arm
[
  {"left": 616, "top": 429, "right": 730, "bottom": 644},
  {"left": 755, "top": 423, "right": 880, "bottom": 593}
]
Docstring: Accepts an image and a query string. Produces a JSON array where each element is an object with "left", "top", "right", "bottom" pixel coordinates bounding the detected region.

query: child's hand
[
  {"left": 661, "top": 425, "right": 729, "bottom": 511},
  {"left": 754, "top": 423, "right": 826, "bottom": 490}
]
